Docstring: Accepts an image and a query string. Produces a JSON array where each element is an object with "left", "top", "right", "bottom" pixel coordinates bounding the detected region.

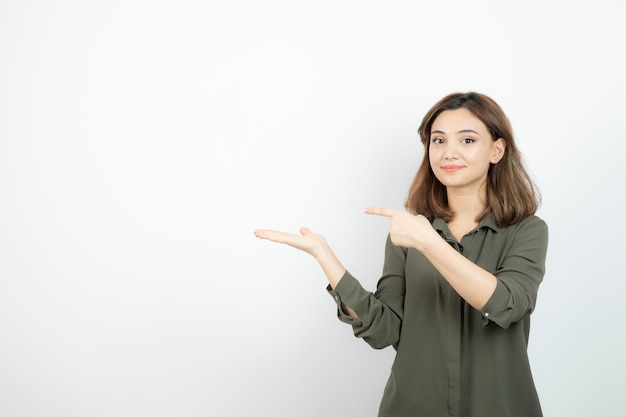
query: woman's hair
[{"left": 405, "top": 92, "right": 540, "bottom": 228}]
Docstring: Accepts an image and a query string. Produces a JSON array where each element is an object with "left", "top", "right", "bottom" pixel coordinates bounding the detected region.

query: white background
[{"left": 1, "top": 1, "right": 624, "bottom": 416}]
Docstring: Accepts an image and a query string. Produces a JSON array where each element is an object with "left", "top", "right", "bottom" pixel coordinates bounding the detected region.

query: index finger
[{"left": 363, "top": 207, "right": 401, "bottom": 217}]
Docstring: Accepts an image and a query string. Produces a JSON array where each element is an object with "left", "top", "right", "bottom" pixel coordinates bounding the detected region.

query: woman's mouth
[{"left": 442, "top": 165, "right": 464, "bottom": 173}]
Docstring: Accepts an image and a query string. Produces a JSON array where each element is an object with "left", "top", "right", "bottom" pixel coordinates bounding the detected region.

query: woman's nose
[{"left": 444, "top": 145, "right": 459, "bottom": 160}]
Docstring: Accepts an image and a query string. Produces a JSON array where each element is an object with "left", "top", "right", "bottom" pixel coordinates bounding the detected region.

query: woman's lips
[{"left": 442, "top": 165, "right": 464, "bottom": 173}]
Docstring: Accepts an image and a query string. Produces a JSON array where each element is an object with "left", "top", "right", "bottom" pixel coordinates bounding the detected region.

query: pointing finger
[{"left": 364, "top": 207, "right": 400, "bottom": 218}]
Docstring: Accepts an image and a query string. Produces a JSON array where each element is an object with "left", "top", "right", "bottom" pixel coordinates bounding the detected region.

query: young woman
[{"left": 254, "top": 92, "right": 548, "bottom": 417}]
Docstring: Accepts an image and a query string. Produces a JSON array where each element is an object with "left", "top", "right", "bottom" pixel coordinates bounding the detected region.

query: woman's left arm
[
  {"left": 419, "top": 232, "right": 497, "bottom": 310},
  {"left": 365, "top": 208, "right": 497, "bottom": 310}
]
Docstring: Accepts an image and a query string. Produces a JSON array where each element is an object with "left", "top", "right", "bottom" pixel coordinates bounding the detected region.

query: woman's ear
[{"left": 491, "top": 138, "right": 506, "bottom": 164}]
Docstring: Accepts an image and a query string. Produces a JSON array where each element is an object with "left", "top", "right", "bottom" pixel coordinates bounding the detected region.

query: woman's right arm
[
  {"left": 255, "top": 227, "right": 406, "bottom": 349},
  {"left": 254, "top": 227, "right": 358, "bottom": 318},
  {"left": 328, "top": 234, "right": 406, "bottom": 349}
]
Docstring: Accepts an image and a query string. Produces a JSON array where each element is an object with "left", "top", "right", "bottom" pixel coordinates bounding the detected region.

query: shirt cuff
[
  {"left": 480, "top": 279, "right": 510, "bottom": 327},
  {"left": 326, "top": 271, "right": 363, "bottom": 324}
]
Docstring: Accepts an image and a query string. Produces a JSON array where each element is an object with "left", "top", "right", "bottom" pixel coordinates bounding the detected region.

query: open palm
[{"left": 254, "top": 227, "right": 329, "bottom": 258}]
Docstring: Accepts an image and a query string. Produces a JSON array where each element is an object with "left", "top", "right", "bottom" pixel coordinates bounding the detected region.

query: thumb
[{"left": 299, "top": 227, "right": 313, "bottom": 236}]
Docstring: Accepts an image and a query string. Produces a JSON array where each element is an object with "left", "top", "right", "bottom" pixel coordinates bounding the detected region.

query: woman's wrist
[
  {"left": 413, "top": 226, "right": 441, "bottom": 253},
  {"left": 314, "top": 246, "right": 346, "bottom": 288}
]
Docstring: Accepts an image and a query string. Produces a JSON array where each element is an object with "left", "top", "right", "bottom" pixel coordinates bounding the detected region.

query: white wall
[{"left": 1, "top": 1, "right": 624, "bottom": 416}]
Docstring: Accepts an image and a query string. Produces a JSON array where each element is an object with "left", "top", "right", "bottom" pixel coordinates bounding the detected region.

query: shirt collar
[{"left": 432, "top": 212, "right": 500, "bottom": 238}]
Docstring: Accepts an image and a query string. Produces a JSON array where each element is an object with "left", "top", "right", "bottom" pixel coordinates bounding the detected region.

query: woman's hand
[
  {"left": 364, "top": 208, "right": 438, "bottom": 252},
  {"left": 254, "top": 227, "right": 330, "bottom": 260},
  {"left": 254, "top": 227, "right": 347, "bottom": 290}
]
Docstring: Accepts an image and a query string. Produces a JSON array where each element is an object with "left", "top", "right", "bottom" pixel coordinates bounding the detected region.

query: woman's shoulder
[
  {"left": 501, "top": 214, "right": 549, "bottom": 242},
  {"left": 518, "top": 214, "right": 548, "bottom": 230}
]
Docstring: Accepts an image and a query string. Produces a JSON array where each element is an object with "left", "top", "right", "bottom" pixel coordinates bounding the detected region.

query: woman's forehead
[{"left": 431, "top": 108, "right": 487, "bottom": 134}]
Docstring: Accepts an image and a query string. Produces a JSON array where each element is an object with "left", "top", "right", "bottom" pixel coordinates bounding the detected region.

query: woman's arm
[
  {"left": 253, "top": 227, "right": 359, "bottom": 317},
  {"left": 364, "top": 208, "right": 496, "bottom": 310},
  {"left": 255, "top": 226, "right": 407, "bottom": 348},
  {"left": 364, "top": 208, "right": 548, "bottom": 323},
  {"left": 420, "top": 236, "right": 497, "bottom": 310}
]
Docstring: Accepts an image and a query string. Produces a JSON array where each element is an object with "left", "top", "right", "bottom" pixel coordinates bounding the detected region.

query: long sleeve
[
  {"left": 480, "top": 215, "right": 549, "bottom": 328},
  {"left": 327, "top": 234, "right": 407, "bottom": 349}
]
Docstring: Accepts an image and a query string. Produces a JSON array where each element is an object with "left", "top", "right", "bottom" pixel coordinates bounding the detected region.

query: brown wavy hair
[{"left": 405, "top": 92, "right": 540, "bottom": 228}]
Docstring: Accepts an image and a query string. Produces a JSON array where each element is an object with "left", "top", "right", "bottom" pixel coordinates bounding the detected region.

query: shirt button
[{"left": 484, "top": 312, "right": 490, "bottom": 317}]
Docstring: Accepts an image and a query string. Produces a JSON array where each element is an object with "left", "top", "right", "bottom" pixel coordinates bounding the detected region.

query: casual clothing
[{"left": 327, "top": 214, "right": 548, "bottom": 417}]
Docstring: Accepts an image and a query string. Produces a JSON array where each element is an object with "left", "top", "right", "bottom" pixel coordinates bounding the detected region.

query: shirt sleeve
[
  {"left": 326, "top": 234, "right": 407, "bottom": 349},
  {"left": 480, "top": 216, "right": 549, "bottom": 328}
]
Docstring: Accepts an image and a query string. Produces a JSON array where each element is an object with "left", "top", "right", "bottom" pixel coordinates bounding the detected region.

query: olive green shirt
[{"left": 328, "top": 214, "right": 548, "bottom": 417}]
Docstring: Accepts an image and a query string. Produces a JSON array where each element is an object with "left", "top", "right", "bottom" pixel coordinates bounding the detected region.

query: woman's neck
[{"left": 447, "top": 186, "right": 487, "bottom": 225}]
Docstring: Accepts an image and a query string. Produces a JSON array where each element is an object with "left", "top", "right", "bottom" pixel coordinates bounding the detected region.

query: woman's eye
[
  {"left": 432, "top": 138, "right": 444, "bottom": 144},
  {"left": 463, "top": 138, "right": 475, "bottom": 144}
]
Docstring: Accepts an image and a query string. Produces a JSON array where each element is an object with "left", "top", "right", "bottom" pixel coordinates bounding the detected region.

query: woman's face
[{"left": 428, "top": 108, "right": 505, "bottom": 192}]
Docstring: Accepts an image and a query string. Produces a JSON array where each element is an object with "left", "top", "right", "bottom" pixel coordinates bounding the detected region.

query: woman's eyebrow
[
  {"left": 430, "top": 129, "right": 480, "bottom": 136},
  {"left": 458, "top": 129, "right": 480, "bottom": 135}
]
